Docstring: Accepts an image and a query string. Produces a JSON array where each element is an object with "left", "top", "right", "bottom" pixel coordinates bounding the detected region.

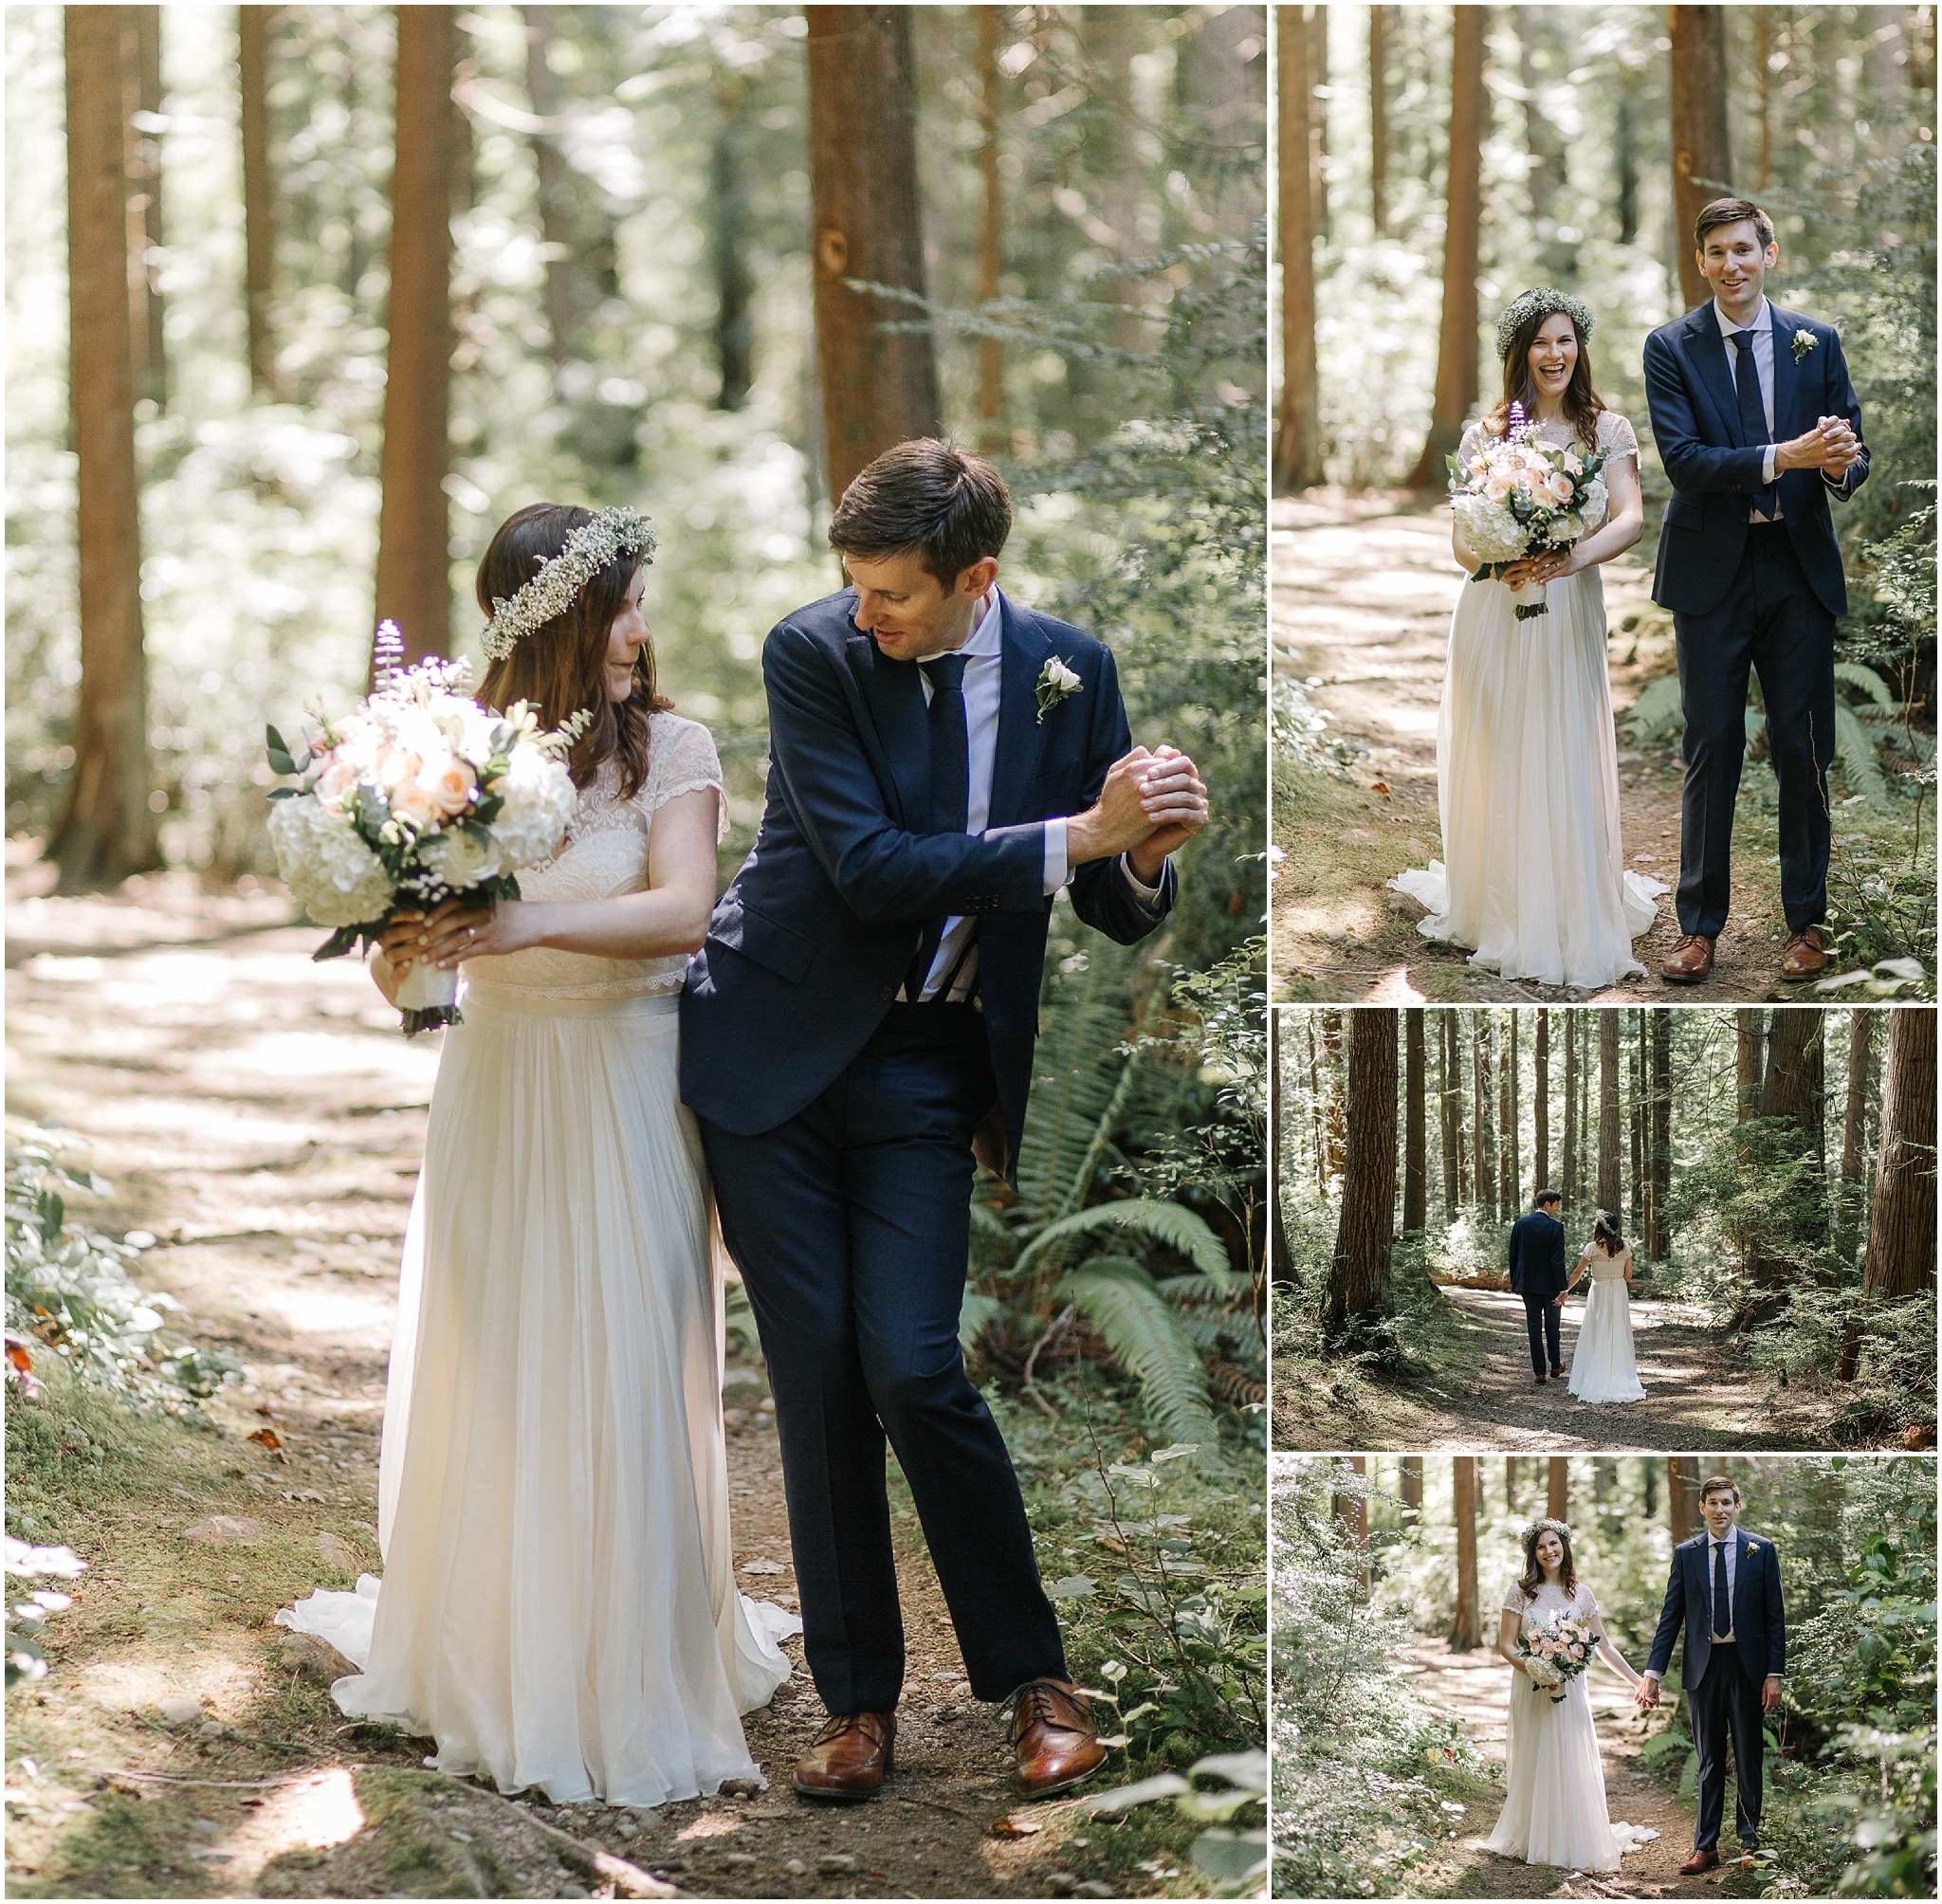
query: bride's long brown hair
[
  {"left": 1484, "top": 305, "right": 1607, "bottom": 449},
  {"left": 1516, "top": 1522, "right": 1580, "bottom": 1603},
  {"left": 476, "top": 503, "right": 670, "bottom": 797}
]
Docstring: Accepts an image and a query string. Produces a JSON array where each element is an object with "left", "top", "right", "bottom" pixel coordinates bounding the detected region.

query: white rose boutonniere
[
  {"left": 1791, "top": 328, "right": 1819, "bottom": 363},
  {"left": 1035, "top": 656, "right": 1083, "bottom": 724}
]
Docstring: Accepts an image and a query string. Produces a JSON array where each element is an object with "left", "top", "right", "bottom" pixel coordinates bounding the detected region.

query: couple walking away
[
  {"left": 1394, "top": 195, "right": 1868, "bottom": 990},
  {"left": 1486, "top": 1478, "right": 1785, "bottom": 1875},
  {"left": 1508, "top": 1192, "right": 1645, "bottom": 1403},
  {"left": 279, "top": 438, "right": 1210, "bottom": 1806}
]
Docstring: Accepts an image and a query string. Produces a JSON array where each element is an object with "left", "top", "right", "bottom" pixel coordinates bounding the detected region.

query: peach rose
[
  {"left": 416, "top": 757, "right": 476, "bottom": 818},
  {"left": 389, "top": 778, "right": 442, "bottom": 833}
]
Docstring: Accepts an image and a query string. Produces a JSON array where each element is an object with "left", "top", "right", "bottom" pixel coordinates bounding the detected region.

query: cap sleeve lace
[
  {"left": 1457, "top": 418, "right": 1497, "bottom": 470},
  {"left": 1575, "top": 1582, "right": 1599, "bottom": 1618},
  {"left": 1598, "top": 411, "right": 1640, "bottom": 463},
  {"left": 638, "top": 712, "right": 727, "bottom": 842},
  {"left": 1503, "top": 1576, "right": 1532, "bottom": 1615}
]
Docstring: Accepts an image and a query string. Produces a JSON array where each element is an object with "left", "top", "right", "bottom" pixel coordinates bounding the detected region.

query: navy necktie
[
  {"left": 903, "top": 653, "right": 970, "bottom": 1000},
  {"left": 1731, "top": 328, "right": 1778, "bottom": 518},
  {"left": 1713, "top": 1538, "right": 1731, "bottom": 1639}
]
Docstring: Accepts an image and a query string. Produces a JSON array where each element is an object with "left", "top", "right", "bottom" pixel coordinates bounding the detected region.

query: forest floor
[
  {"left": 3, "top": 855, "right": 1175, "bottom": 1901},
  {"left": 1270, "top": 492, "right": 1916, "bottom": 1005},
  {"left": 1273, "top": 1285, "right": 1854, "bottom": 1455},
  {"left": 1397, "top": 1636, "right": 1766, "bottom": 1900}
]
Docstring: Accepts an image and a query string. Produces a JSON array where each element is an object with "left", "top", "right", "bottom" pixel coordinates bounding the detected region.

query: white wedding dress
[
  {"left": 1391, "top": 411, "right": 1666, "bottom": 987},
  {"left": 1568, "top": 1242, "right": 1647, "bottom": 1403},
  {"left": 1486, "top": 1579, "right": 1658, "bottom": 1871},
  {"left": 279, "top": 714, "right": 799, "bottom": 1804}
]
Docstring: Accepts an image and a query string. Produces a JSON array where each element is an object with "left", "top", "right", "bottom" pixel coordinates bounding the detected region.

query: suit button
[{"left": 879, "top": 984, "right": 895, "bottom": 1001}]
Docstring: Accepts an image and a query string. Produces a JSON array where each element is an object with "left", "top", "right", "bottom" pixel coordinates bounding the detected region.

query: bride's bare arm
[
  {"left": 1589, "top": 1610, "right": 1641, "bottom": 1687},
  {"left": 1453, "top": 518, "right": 1482, "bottom": 574},
  {"left": 397, "top": 788, "right": 721, "bottom": 969},
  {"left": 1496, "top": 1608, "right": 1530, "bottom": 1675},
  {"left": 1560, "top": 452, "right": 1644, "bottom": 574}
]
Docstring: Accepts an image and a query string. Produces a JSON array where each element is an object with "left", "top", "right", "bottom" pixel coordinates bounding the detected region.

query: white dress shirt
[
  {"left": 1713, "top": 297, "right": 1782, "bottom": 521},
  {"left": 909, "top": 587, "right": 1163, "bottom": 1002}
]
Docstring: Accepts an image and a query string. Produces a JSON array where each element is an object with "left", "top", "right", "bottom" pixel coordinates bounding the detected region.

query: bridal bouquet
[
  {"left": 1449, "top": 401, "right": 1610, "bottom": 619},
  {"left": 264, "top": 625, "right": 583, "bottom": 1034},
  {"left": 1516, "top": 1612, "right": 1598, "bottom": 1699}
]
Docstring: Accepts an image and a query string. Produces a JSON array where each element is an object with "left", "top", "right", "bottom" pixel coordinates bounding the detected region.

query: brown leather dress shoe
[
  {"left": 1782, "top": 925, "right": 1833, "bottom": 981},
  {"left": 1661, "top": 933, "right": 1716, "bottom": 984},
  {"left": 1012, "top": 1678, "right": 1108, "bottom": 1798},
  {"left": 792, "top": 1711, "right": 895, "bottom": 1802},
  {"left": 1533, "top": 1372, "right": 1547, "bottom": 1385},
  {"left": 1680, "top": 1847, "right": 1721, "bottom": 1875}
]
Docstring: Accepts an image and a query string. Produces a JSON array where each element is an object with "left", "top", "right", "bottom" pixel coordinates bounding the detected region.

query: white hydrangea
[
  {"left": 1580, "top": 477, "right": 1609, "bottom": 532},
  {"left": 267, "top": 794, "right": 394, "bottom": 926},
  {"left": 1453, "top": 492, "right": 1531, "bottom": 565},
  {"left": 487, "top": 744, "right": 577, "bottom": 869},
  {"left": 421, "top": 823, "right": 505, "bottom": 892}
]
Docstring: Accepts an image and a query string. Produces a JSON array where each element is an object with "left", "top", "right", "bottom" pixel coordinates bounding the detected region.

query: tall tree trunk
[
  {"left": 1860, "top": 1010, "right": 1936, "bottom": 1300},
  {"left": 805, "top": 6, "right": 940, "bottom": 503},
  {"left": 53, "top": 6, "right": 158, "bottom": 889},
  {"left": 712, "top": 71, "right": 753, "bottom": 409},
  {"left": 1755, "top": 9, "right": 1773, "bottom": 191},
  {"left": 124, "top": 8, "right": 165, "bottom": 407},
  {"left": 1406, "top": 5, "right": 1484, "bottom": 485},
  {"left": 1274, "top": 5, "right": 1321, "bottom": 487},
  {"left": 1546, "top": 1456, "right": 1568, "bottom": 1524},
  {"left": 1401, "top": 1453, "right": 1422, "bottom": 1521},
  {"left": 1324, "top": 1011, "right": 1399, "bottom": 1334},
  {"left": 1308, "top": 1016, "right": 1327, "bottom": 1199},
  {"left": 1321, "top": 1011, "right": 1347, "bottom": 1187},
  {"left": 1335, "top": 1456, "right": 1369, "bottom": 1592},
  {"left": 1450, "top": 1455, "right": 1481, "bottom": 1652},
  {"left": 1597, "top": 1012, "right": 1621, "bottom": 1215},
  {"left": 1497, "top": 1013, "right": 1515, "bottom": 1215},
  {"left": 1666, "top": 1456, "right": 1702, "bottom": 1544},
  {"left": 1533, "top": 1009, "right": 1549, "bottom": 1198},
  {"left": 1368, "top": 3, "right": 1388, "bottom": 235},
  {"left": 1504, "top": 1455, "right": 1518, "bottom": 1510},
  {"left": 238, "top": 4, "right": 279, "bottom": 396},
  {"left": 1513, "top": 9, "right": 1553, "bottom": 236},
  {"left": 1439, "top": 1011, "right": 1460, "bottom": 1218},
  {"left": 1307, "top": 8, "right": 1328, "bottom": 242},
  {"left": 1563, "top": 1011, "right": 1578, "bottom": 1212},
  {"left": 1651, "top": 1008, "right": 1674, "bottom": 1260},
  {"left": 975, "top": 5, "right": 1004, "bottom": 452},
  {"left": 373, "top": 5, "right": 456, "bottom": 666},
  {"left": 1843, "top": 1011, "right": 1875, "bottom": 1189},
  {"left": 1270, "top": 1008, "right": 1295, "bottom": 1285},
  {"left": 521, "top": 7, "right": 577, "bottom": 366},
  {"left": 1668, "top": 7, "right": 1734, "bottom": 311},
  {"left": 1403, "top": 1009, "right": 1427, "bottom": 1233},
  {"left": 1742, "top": 1010, "right": 1823, "bottom": 1309},
  {"left": 1736, "top": 1009, "right": 1768, "bottom": 1151},
  {"left": 1616, "top": 61, "right": 1639, "bottom": 245},
  {"left": 1629, "top": 1010, "right": 1646, "bottom": 1232},
  {"left": 1473, "top": 1013, "right": 1494, "bottom": 1221}
]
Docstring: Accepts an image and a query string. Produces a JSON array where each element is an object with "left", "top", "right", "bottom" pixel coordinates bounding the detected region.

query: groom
[
  {"left": 1643, "top": 195, "right": 1868, "bottom": 987},
  {"left": 1506, "top": 1189, "right": 1568, "bottom": 1384},
  {"left": 682, "top": 438, "right": 1206, "bottom": 1802},
  {"left": 1638, "top": 1475, "right": 1786, "bottom": 1872}
]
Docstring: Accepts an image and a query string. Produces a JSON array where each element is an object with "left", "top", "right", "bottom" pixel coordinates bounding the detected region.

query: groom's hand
[
  {"left": 1637, "top": 1676, "right": 1661, "bottom": 1710},
  {"left": 1775, "top": 417, "right": 1860, "bottom": 477},
  {"left": 1127, "top": 745, "right": 1208, "bottom": 880},
  {"left": 1762, "top": 1675, "right": 1783, "bottom": 1712},
  {"left": 1067, "top": 748, "right": 1159, "bottom": 867}
]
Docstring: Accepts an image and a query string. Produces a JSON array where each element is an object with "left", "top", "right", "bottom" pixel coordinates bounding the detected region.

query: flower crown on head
[
  {"left": 1495, "top": 286, "right": 1597, "bottom": 362},
  {"left": 1521, "top": 1516, "right": 1572, "bottom": 1554},
  {"left": 481, "top": 505, "right": 657, "bottom": 663}
]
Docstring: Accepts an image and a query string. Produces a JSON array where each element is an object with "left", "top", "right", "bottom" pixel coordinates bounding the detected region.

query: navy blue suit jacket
[
  {"left": 680, "top": 589, "right": 1174, "bottom": 1172},
  {"left": 1643, "top": 301, "right": 1867, "bottom": 619},
  {"left": 1506, "top": 1210, "right": 1567, "bottom": 1299},
  {"left": 1646, "top": 1528, "right": 1786, "bottom": 1690}
]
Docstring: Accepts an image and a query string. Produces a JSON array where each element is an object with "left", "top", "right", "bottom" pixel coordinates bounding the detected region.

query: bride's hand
[
  {"left": 409, "top": 896, "right": 533, "bottom": 968},
  {"left": 1500, "top": 550, "right": 1571, "bottom": 589}
]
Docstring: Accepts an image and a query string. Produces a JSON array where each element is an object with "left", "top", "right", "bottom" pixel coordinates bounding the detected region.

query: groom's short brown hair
[
  {"left": 1534, "top": 1188, "right": 1562, "bottom": 1209},
  {"left": 829, "top": 438, "right": 1013, "bottom": 588},
  {"left": 1700, "top": 1475, "right": 1742, "bottom": 1504},
  {"left": 1695, "top": 196, "right": 1776, "bottom": 253}
]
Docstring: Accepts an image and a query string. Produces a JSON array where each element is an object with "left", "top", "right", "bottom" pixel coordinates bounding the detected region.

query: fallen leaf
[
  {"left": 6, "top": 1344, "right": 32, "bottom": 1372},
  {"left": 989, "top": 1815, "right": 1042, "bottom": 1839},
  {"left": 247, "top": 1429, "right": 282, "bottom": 1451}
]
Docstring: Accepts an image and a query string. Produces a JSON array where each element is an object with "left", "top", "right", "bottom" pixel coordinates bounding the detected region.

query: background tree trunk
[
  {"left": 1563, "top": 1012, "right": 1578, "bottom": 1211},
  {"left": 1406, "top": 5, "right": 1484, "bottom": 485},
  {"left": 1324, "top": 1010, "right": 1399, "bottom": 1335},
  {"left": 1668, "top": 7, "right": 1734, "bottom": 310},
  {"left": 238, "top": 4, "right": 279, "bottom": 397},
  {"left": 1860, "top": 1009, "right": 1936, "bottom": 1300},
  {"left": 53, "top": 5, "right": 159, "bottom": 889},
  {"left": 1598, "top": 1011, "right": 1621, "bottom": 1215},
  {"left": 1271, "top": 1009, "right": 1295, "bottom": 1285},
  {"left": 1321, "top": 1011, "right": 1347, "bottom": 1186},
  {"left": 1367, "top": 4, "right": 1388, "bottom": 235},
  {"left": 1651, "top": 1009, "right": 1674, "bottom": 1259},
  {"left": 1274, "top": 5, "right": 1321, "bottom": 487},
  {"left": 975, "top": 5, "right": 1003, "bottom": 452},
  {"left": 1629, "top": 1011, "right": 1645, "bottom": 1233},
  {"left": 1666, "top": 1456, "right": 1703, "bottom": 1544},
  {"left": 1504, "top": 1455, "right": 1517, "bottom": 1510},
  {"left": 711, "top": 68, "right": 753, "bottom": 409},
  {"left": 1843, "top": 1011, "right": 1875, "bottom": 1189},
  {"left": 1439, "top": 1011, "right": 1460, "bottom": 1217},
  {"left": 125, "top": 7, "right": 166, "bottom": 408},
  {"left": 1498, "top": 1014, "right": 1516, "bottom": 1216},
  {"left": 1474, "top": 1013, "right": 1495, "bottom": 1220},
  {"left": 1403, "top": 1008, "right": 1426, "bottom": 1233},
  {"left": 1401, "top": 1453, "right": 1422, "bottom": 1522},
  {"left": 806, "top": 6, "right": 941, "bottom": 504},
  {"left": 1334, "top": 1456, "right": 1369, "bottom": 1592},
  {"left": 1450, "top": 1455, "right": 1481, "bottom": 1651},
  {"left": 1547, "top": 1455, "right": 1568, "bottom": 1524},
  {"left": 1533, "top": 1009, "right": 1549, "bottom": 1197},
  {"left": 520, "top": 7, "right": 577, "bottom": 366},
  {"left": 373, "top": 5, "right": 457, "bottom": 665}
]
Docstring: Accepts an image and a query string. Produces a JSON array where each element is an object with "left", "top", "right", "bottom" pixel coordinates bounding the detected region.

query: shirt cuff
[
  {"left": 1642, "top": 1668, "right": 1661, "bottom": 1681},
  {"left": 1120, "top": 852, "right": 1167, "bottom": 906},
  {"left": 1042, "top": 817, "right": 1069, "bottom": 896},
  {"left": 1762, "top": 446, "right": 1777, "bottom": 486}
]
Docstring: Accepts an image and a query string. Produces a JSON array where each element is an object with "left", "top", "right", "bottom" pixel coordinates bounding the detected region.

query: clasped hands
[
  {"left": 1500, "top": 546, "right": 1580, "bottom": 591},
  {"left": 1633, "top": 1675, "right": 1784, "bottom": 1712},
  {"left": 1775, "top": 414, "right": 1861, "bottom": 479},
  {"left": 1069, "top": 744, "right": 1210, "bottom": 882}
]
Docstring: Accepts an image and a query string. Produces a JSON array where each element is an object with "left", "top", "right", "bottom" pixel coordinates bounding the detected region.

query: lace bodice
[
  {"left": 463, "top": 712, "right": 724, "bottom": 1003},
  {"left": 1582, "top": 1241, "right": 1632, "bottom": 1280},
  {"left": 1504, "top": 1577, "right": 1598, "bottom": 1626}
]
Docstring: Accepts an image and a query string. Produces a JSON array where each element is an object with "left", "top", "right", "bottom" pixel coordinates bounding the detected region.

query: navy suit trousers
[
  {"left": 1521, "top": 1294, "right": 1562, "bottom": 1376},
  {"left": 699, "top": 1001, "right": 1066, "bottom": 1713},
  {"left": 1674, "top": 523, "right": 1837, "bottom": 937},
  {"left": 1689, "top": 1639, "right": 1766, "bottom": 1849}
]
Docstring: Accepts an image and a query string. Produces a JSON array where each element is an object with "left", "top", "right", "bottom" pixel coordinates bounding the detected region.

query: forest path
[
  {"left": 4, "top": 862, "right": 1087, "bottom": 1901},
  {"left": 1273, "top": 1283, "right": 1844, "bottom": 1455},
  {"left": 1271, "top": 492, "right": 1800, "bottom": 1006},
  {"left": 1398, "top": 1637, "right": 1747, "bottom": 1900}
]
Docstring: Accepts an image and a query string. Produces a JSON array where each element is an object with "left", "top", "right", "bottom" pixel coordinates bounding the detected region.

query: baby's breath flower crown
[
  {"left": 1521, "top": 1517, "right": 1573, "bottom": 1556},
  {"left": 1495, "top": 287, "right": 1596, "bottom": 362},
  {"left": 480, "top": 505, "right": 657, "bottom": 663}
]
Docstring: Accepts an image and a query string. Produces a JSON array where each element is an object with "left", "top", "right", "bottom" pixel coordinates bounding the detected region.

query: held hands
[
  {"left": 1775, "top": 415, "right": 1861, "bottom": 478},
  {"left": 1068, "top": 744, "right": 1209, "bottom": 874},
  {"left": 377, "top": 895, "right": 530, "bottom": 982},
  {"left": 1635, "top": 1676, "right": 1661, "bottom": 1712},
  {"left": 1500, "top": 547, "right": 1579, "bottom": 590}
]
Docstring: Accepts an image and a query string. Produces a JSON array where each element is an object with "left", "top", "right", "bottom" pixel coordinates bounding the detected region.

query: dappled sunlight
[{"left": 675, "top": 1809, "right": 746, "bottom": 1841}]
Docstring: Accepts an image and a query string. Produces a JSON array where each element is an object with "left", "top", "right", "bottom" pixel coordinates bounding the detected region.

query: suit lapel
[
  {"left": 1731, "top": 1528, "right": 1752, "bottom": 1625},
  {"left": 1687, "top": 306, "right": 1746, "bottom": 448},
  {"left": 986, "top": 596, "right": 1051, "bottom": 830},
  {"left": 1766, "top": 304, "right": 1803, "bottom": 440},
  {"left": 845, "top": 601, "right": 930, "bottom": 831}
]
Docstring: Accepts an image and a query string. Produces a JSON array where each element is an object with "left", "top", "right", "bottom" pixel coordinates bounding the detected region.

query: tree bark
[
  {"left": 1274, "top": 5, "right": 1321, "bottom": 488},
  {"left": 1321, "top": 1011, "right": 1347, "bottom": 1187},
  {"left": 1504, "top": 1455, "right": 1517, "bottom": 1510},
  {"left": 1498, "top": 1013, "right": 1516, "bottom": 1217},
  {"left": 1513, "top": 8, "right": 1553, "bottom": 236},
  {"left": 1403, "top": 1009, "right": 1426, "bottom": 1233},
  {"left": 1630, "top": 1010, "right": 1646, "bottom": 1233},
  {"left": 1368, "top": 4, "right": 1387, "bottom": 235},
  {"left": 1270, "top": 1008, "right": 1296, "bottom": 1285},
  {"left": 1401, "top": 1453, "right": 1422, "bottom": 1521},
  {"left": 1406, "top": 5, "right": 1484, "bottom": 486},
  {"left": 1598, "top": 1011, "right": 1621, "bottom": 1215},
  {"left": 1563, "top": 1011, "right": 1578, "bottom": 1213},
  {"left": 1668, "top": 7, "right": 1734, "bottom": 311},
  {"left": 1546, "top": 1455, "right": 1568, "bottom": 1524},
  {"left": 1843, "top": 1011, "right": 1874, "bottom": 1188},
  {"left": 1616, "top": 61, "right": 1639, "bottom": 245},
  {"left": 125, "top": 7, "right": 165, "bottom": 407},
  {"left": 238, "top": 4, "right": 279, "bottom": 397},
  {"left": 1651, "top": 1009, "right": 1674, "bottom": 1260},
  {"left": 805, "top": 6, "right": 941, "bottom": 504},
  {"left": 1533, "top": 1009, "right": 1549, "bottom": 1199},
  {"left": 1450, "top": 1455, "right": 1481, "bottom": 1651},
  {"left": 373, "top": 5, "right": 457, "bottom": 666},
  {"left": 1324, "top": 1010, "right": 1399, "bottom": 1335},
  {"left": 1474, "top": 1012, "right": 1495, "bottom": 1220},
  {"left": 1667, "top": 1456, "right": 1702, "bottom": 1544},
  {"left": 1860, "top": 1009, "right": 1936, "bottom": 1301},
  {"left": 975, "top": 5, "right": 1003, "bottom": 451},
  {"left": 711, "top": 69, "right": 753, "bottom": 409},
  {"left": 1439, "top": 1010, "right": 1460, "bottom": 1217},
  {"left": 52, "top": 6, "right": 159, "bottom": 889},
  {"left": 1335, "top": 1456, "right": 1369, "bottom": 1593},
  {"left": 521, "top": 7, "right": 578, "bottom": 365}
]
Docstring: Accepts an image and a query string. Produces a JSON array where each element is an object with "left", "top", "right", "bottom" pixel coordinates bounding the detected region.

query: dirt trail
[
  {"left": 3, "top": 858, "right": 1108, "bottom": 1899},
  {"left": 1273, "top": 1285, "right": 1843, "bottom": 1456},
  {"left": 1271, "top": 493, "right": 1810, "bottom": 1006},
  {"left": 1399, "top": 1636, "right": 1750, "bottom": 1900}
]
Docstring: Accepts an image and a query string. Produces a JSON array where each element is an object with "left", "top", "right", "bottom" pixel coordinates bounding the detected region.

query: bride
[
  {"left": 1486, "top": 1520, "right": 1658, "bottom": 1872},
  {"left": 279, "top": 503, "right": 797, "bottom": 1803},
  {"left": 1392, "top": 287, "right": 1666, "bottom": 988},
  {"left": 1566, "top": 1210, "right": 1647, "bottom": 1403}
]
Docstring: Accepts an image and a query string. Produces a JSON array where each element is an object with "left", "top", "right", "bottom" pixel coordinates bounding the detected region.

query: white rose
[
  {"left": 420, "top": 824, "right": 505, "bottom": 893},
  {"left": 1045, "top": 658, "right": 1081, "bottom": 695},
  {"left": 267, "top": 794, "right": 394, "bottom": 927},
  {"left": 488, "top": 743, "right": 577, "bottom": 868}
]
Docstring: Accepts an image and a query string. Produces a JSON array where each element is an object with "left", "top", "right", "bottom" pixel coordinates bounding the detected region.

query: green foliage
[
  {"left": 1082, "top": 1749, "right": 1267, "bottom": 1895},
  {"left": 1052, "top": 1256, "right": 1218, "bottom": 1450}
]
